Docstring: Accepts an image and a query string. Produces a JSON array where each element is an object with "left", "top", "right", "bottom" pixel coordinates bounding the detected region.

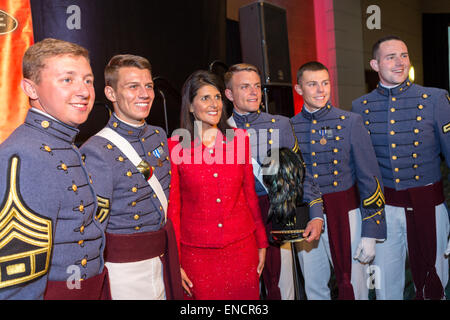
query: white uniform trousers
[
  {"left": 294, "top": 209, "right": 370, "bottom": 300},
  {"left": 373, "top": 203, "right": 449, "bottom": 300},
  {"left": 105, "top": 256, "right": 166, "bottom": 300}
]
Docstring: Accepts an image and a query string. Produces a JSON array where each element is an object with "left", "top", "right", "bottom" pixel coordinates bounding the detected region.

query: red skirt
[{"left": 181, "top": 234, "right": 260, "bottom": 300}]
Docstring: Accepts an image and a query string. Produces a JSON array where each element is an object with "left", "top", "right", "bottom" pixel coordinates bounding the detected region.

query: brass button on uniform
[
  {"left": 268, "top": 140, "right": 273, "bottom": 145},
  {"left": 271, "top": 119, "right": 276, "bottom": 123},
  {"left": 365, "top": 109, "right": 370, "bottom": 114},
  {"left": 333, "top": 148, "right": 338, "bottom": 153},
  {"left": 312, "top": 120, "right": 317, "bottom": 124},
  {"left": 80, "top": 225, "right": 85, "bottom": 233},
  {"left": 311, "top": 129, "right": 316, "bottom": 133},
  {"left": 413, "top": 164, "right": 419, "bottom": 169},
  {"left": 132, "top": 187, "right": 138, "bottom": 193},
  {"left": 135, "top": 226, "right": 140, "bottom": 231},
  {"left": 390, "top": 108, "right": 396, "bottom": 113},
  {"left": 127, "top": 171, "right": 133, "bottom": 177},
  {"left": 141, "top": 138, "right": 145, "bottom": 142},
  {"left": 333, "top": 170, "right": 339, "bottom": 176},
  {"left": 131, "top": 201, "right": 137, "bottom": 207},
  {"left": 333, "top": 181, "right": 338, "bottom": 187},
  {"left": 313, "top": 174, "right": 319, "bottom": 179},
  {"left": 152, "top": 193, "right": 157, "bottom": 198},
  {"left": 391, "top": 143, "right": 397, "bottom": 148},
  {"left": 394, "top": 168, "right": 399, "bottom": 172},
  {"left": 335, "top": 136, "right": 340, "bottom": 141},
  {"left": 44, "top": 145, "right": 52, "bottom": 152},
  {"left": 118, "top": 156, "right": 124, "bottom": 162},
  {"left": 311, "top": 152, "right": 316, "bottom": 156},
  {"left": 72, "top": 184, "right": 78, "bottom": 192},
  {"left": 155, "top": 129, "right": 160, "bottom": 134},
  {"left": 113, "top": 122, "right": 118, "bottom": 128},
  {"left": 81, "top": 259, "right": 87, "bottom": 267},
  {"left": 311, "top": 140, "right": 316, "bottom": 144},
  {"left": 365, "top": 121, "right": 370, "bottom": 125},
  {"left": 134, "top": 214, "right": 140, "bottom": 220},
  {"left": 390, "top": 131, "right": 395, "bottom": 135},
  {"left": 415, "top": 175, "right": 420, "bottom": 180},
  {"left": 392, "top": 97, "right": 397, "bottom": 102},
  {"left": 395, "top": 179, "right": 400, "bottom": 183},
  {"left": 269, "top": 128, "right": 274, "bottom": 133},
  {"left": 333, "top": 160, "right": 338, "bottom": 165},
  {"left": 422, "top": 94, "right": 428, "bottom": 99},
  {"left": 79, "top": 204, "right": 84, "bottom": 212},
  {"left": 340, "top": 116, "right": 346, "bottom": 120},
  {"left": 41, "top": 120, "right": 50, "bottom": 128},
  {"left": 78, "top": 240, "right": 84, "bottom": 246},
  {"left": 418, "top": 105, "right": 424, "bottom": 110},
  {"left": 61, "top": 163, "right": 68, "bottom": 171},
  {"left": 337, "top": 125, "right": 342, "bottom": 130},
  {"left": 363, "top": 100, "right": 368, "bottom": 104},
  {"left": 412, "top": 153, "right": 418, "bottom": 158},
  {"left": 392, "top": 156, "right": 397, "bottom": 160},
  {"left": 390, "top": 120, "right": 395, "bottom": 124},
  {"left": 312, "top": 163, "right": 317, "bottom": 167},
  {"left": 245, "top": 123, "right": 250, "bottom": 128},
  {"left": 107, "top": 144, "right": 113, "bottom": 150},
  {"left": 416, "top": 116, "right": 422, "bottom": 121},
  {"left": 414, "top": 141, "right": 419, "bottom": 147}
]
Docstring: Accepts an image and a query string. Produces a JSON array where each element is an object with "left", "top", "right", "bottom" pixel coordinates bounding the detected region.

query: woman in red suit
[{"left": 167, "top": 70, "right": 268, "bottom": 300}]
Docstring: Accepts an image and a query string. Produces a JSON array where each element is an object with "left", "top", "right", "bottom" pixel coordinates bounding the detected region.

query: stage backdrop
[
  {"left": 29, "top": 0, "right": 226, "bottom": 143},
  {"left": 0, "top": 0, "right": 34, "bottom": 143}
]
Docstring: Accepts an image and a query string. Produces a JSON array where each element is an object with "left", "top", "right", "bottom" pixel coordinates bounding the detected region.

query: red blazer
[{"left": 167, "top": 128, "right": 268, "bottom": 252}]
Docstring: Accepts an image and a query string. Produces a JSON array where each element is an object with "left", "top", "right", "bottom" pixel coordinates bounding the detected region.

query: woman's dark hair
[
  {"left": 180, "top": 70, "right": 233, "bottom": 140},
  {"left": 262, "top": 148, "right": 306, "bottom": 224}
]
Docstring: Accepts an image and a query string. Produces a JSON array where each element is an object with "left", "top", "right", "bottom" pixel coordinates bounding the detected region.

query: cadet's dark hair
[
  {"left": 104, "top": 54, "right": 152, "bottom": 90},
  {"left": 23, "top": 38, "right": 89, "bottom": 84},
  {"left": 296, "top": 61, "right": 328, "bottom": 83},
  {"left": 372, "top": 35, "right": 404, "bottom": 60},
  {"left": 262, "top": 148, "right": 306, "bottom": 224},
  {"left": 180, "top": 70, "right": 233, "bottom": 141}
]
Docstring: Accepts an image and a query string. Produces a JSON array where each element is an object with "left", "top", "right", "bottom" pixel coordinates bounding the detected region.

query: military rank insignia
[
  {"left": 443, "top": 122, "right": 450, "bottom": 134},
  {"left": 0, "top": 156, "right": 52, "bottom": 289},
  {"left": 95, "top": 196, "right": 110, "bottom": 224}
]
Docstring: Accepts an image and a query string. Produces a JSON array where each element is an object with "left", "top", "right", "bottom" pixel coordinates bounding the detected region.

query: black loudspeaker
[{"left": 239, "top": 1, "right": 292, "bottom": 86}]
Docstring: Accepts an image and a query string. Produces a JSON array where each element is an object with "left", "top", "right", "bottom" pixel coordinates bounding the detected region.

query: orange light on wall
[{"left": 0, "top": 0, "right": 34, "bottom": 143}]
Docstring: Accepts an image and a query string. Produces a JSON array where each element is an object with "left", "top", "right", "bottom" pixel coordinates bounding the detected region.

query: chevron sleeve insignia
[
  {"left": 0, "top": 156, "right": 52, "bottom": 289},
  {"left": 95, "top": 196, "right": 110, "bottom": 224},
  {"left": 363, "top": 177, "right": 385, "bottom": 209}
]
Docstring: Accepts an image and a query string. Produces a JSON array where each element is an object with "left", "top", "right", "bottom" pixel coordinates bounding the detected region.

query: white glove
[
  {"left": 445, "top": 238, "right": 450, "bottom": 257},
  {"left": 353, "top": 237, "right": 376, "bottom": 264}
]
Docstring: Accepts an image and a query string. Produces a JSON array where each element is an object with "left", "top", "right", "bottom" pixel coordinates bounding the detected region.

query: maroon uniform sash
[
  {"left": 104, "top": 219, "right": 183, "bottom": 300},
  {"left": 44, "top": 267, "right": 111, "bottom": 300},
  {"left": 384, "top": 180, "right": 445, "bottom": 300},
  {"left": 322, "top": 185, "right": 359, "bottom": 300}
]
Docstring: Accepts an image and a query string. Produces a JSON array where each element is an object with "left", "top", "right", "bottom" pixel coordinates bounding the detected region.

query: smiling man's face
[{"left": 370, "top": 39, "right": 411, "bottom": 87}]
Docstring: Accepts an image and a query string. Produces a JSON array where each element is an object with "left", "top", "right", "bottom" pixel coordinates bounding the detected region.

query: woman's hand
[
  {"left": 180, "top": 267, "right": 193, "bottom": 296},
  {"left": 257, "top": 248, "right": 266, "bottom": 277}
]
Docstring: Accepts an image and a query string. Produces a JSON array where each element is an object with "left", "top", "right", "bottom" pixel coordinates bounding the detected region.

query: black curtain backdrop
[
  {"left": 423, "top": 13, "right": 450, "bottom": 91},
  {"left": 30, "top": 0, "right": 226, "bottom": 142}
]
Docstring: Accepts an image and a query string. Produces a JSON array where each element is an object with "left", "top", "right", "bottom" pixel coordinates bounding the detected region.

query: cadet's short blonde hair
[
  {"left": 223, "top": 63, "right": 260, "bottom": 89},
  {"left": 23, "top": 38, "right": 90, "bottom": 84}
]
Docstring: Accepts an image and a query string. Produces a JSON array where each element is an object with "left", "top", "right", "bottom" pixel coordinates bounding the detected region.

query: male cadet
[
  {"left": 81, "top": 54, "right": 182, "bottom": 300},
  {"left": 352, "top": 35, "right": 450, "bottom": 300},
  {"left": 291, "top": 61, "right": 386, "bottom": 300},
  {"left": 0, "top": 38, "right": 109, "bottom": 299},
  {"left": 224, "top": 63, "right": 324, "bottom": 300}
]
